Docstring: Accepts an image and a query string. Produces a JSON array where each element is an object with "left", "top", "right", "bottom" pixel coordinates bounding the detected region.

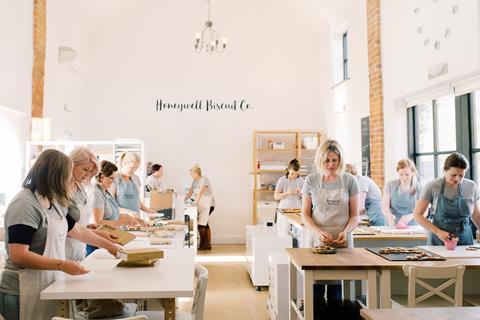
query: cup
[
  {"left": 395, "top": 221, "right": 409, "bottom": 229},
  {"left": 444, "top": 239, "right": 458, "bottom": 251}
]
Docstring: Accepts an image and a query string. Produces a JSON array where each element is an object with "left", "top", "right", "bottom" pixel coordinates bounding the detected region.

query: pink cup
[
  {"left": 444, "top": 239, "right": 458, "bottom": 250},
  {"left": 395, "top": 222, "right": 409, "bottom": 229}
]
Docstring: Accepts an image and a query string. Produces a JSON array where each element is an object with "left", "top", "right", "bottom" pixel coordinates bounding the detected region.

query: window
[
  {"left": 408, "top": 90, "right": 480, "bottom": 184},
  {"left": 342, "top": 31, "right": 349, "bottom": 80}
]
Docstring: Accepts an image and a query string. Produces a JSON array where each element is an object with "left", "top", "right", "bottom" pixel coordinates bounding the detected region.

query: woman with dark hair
[
  {"left": 414, "top": 152, "right": 480, "bottom": 245},
  {"left": 145, "top": 164, "right": 167, "bottom": 192},
  {"left": 274, "top": 159, "right": 304, "bottom": 209},
  {"left": 0, "top": 150, "right": 119, "bottom": 320}
]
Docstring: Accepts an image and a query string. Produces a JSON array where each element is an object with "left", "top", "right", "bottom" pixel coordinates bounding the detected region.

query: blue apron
[
  {"left": 365, "top": 198, "right": 385, "bottom": 226},
  {"left": 390, "top": 184, "right": 418, "bottom": 226},
  {"left": 429, "top": 180, "right": 473, "bottom": 245},
  {"left": 115, "top": 175, "right": 140, "bottom": 212}
]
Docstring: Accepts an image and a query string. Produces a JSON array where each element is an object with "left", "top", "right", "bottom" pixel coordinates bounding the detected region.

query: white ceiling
[{"left": 61, "top": 0, "right": 341, "bottom": 33}]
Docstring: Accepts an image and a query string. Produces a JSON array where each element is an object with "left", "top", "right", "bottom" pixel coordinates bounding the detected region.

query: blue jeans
[
  {"left": 0, "top": 292, "right": 19, "bottom": 320},
  {"left": 365, "top": 199, "right": 385, "bottom": 226}
]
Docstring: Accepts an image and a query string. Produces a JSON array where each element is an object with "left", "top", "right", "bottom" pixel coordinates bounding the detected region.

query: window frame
[{"left": 342, "top": 31, "right": 349, "bottom": 81}]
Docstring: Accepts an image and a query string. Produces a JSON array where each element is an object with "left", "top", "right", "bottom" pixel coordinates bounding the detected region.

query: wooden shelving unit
[{"left": 252, "top": 130, "right": 324, "bottom": 224}]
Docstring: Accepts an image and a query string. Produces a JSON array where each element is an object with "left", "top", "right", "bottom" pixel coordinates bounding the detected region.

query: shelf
[
  {"left": 290, "top": 299, "right": 304, "bottom": 320},
  {"left": 255, "top": 170, "right": 286, "bottom": 173},
  {"left": 255, "top": 189, "right": 275, "bottom": 193},
  {"left": 257, "top": 149, "right": 297, "bottom": 152}
]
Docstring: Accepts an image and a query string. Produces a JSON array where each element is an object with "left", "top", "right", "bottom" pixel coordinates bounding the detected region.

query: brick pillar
[
  {"left": 32, "top": 0, "right": 47, "bottom": 118},
  {"left": 366, "top": 0, "right": 385, "bottom": 188}
]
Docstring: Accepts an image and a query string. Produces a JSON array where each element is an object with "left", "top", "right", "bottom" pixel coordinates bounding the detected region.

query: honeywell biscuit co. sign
[{"left": 155, "top": 99, "right": 253, "bottom": 112}]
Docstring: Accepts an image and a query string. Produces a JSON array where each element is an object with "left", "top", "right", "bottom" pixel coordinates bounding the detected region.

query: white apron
[
  {"left": 19, "top": 194, "right": 67, "bottom": 320},
  {"left": 278, "top": 178, "right": 302, "bottom": 209},
  {"left": 308, "top": 174, "right": 353, "bottom": 248},
  {"left": 197, "top": 195, "right": 212, "bottom": 226},
  {"left": 65, "top": 183, "right": 88, "bottom": 261}
]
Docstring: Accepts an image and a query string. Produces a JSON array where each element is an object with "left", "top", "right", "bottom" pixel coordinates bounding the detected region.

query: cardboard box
[
  {"left": 150, "top": 190, "right": 174, "bottom": 211},
  {"left": 117, "top": 248, "right": 164, "bottom": 262},
  {"left": 98, "top": 225, "right": 136, "bottom": 246}
]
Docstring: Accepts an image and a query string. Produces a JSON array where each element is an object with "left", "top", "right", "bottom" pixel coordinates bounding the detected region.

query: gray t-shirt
[
  {"left": 0, "top": 189, "right": 77, "bottom": 295},
  {"left": 275, "top": 176, "right": 305, "bottom": 209},
  {"left": 420, "top": 177, "right": 480, "bottom": 214},
  {"left": 384, "top": 179, "right": 423, "bottom": 199},
  {"left": 91, "top": 184, "right": 119, "bottom": 221},
  {"left": 302, "top": 172, "right": 359, "bottom": 198},
  {"left": 191, "top": 176, "right": 215, "bottom": 206},
  {"left": 356, "top": 176, "right": 382, "bottom": 202},
  {"left": 145, "top": 175, "right": 167, "bottom": 192}
]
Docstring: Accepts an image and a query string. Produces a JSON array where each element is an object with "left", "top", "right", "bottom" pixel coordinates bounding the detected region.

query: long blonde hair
[
  {"left": 117, "top": 152, "right": 140, "bottom": 171},
  {"left": 69, "top": 147, "right": 99, "bottom": 179},
  {"left": 396, "top": 159, "right": 418, "bottom": 195},
  {"left": 314, "top": 139, "right": 345, "bottom": 174}
]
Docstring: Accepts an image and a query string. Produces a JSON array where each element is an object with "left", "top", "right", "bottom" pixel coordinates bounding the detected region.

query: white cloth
[
  {"left": 19, "top": 193, "right": 67, "bottom": 320},
  {"left": 309, "top": 174, "right": 353, "bottom": 248},
  {"left": 65, "top": 183, "right": 88, "bottom": 261},
  {"left": 197, "top": 195, "right": 212, "bottom": 226}
]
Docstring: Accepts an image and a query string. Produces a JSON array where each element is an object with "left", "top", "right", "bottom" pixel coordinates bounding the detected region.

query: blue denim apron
[
  {"left": 390, "top": 184, "right": 418, "bottom": 226},
  {"left": 115, "top": 175, "right": 140, "bottom": 212},
  {"left": 365, "top": 198, "right": 385, "bottom": 226},
  {"left": 429, "top": 180, "right": 473, "bottom": 245}
]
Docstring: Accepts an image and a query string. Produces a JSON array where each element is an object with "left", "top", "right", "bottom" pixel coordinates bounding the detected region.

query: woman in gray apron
[
  {"left": 111, "top": 152, "right": 154, "bottom": 217},
  {"left": 0, "top": 150, "right": 119, "bottom": 320},
  {"left": 414, "top": 153, "right": 480, "bottom": 245},
  {"left": 274, "top": 159, "right": 304, "bottom": 209},
  {"left": 382, "top": 159, "right": 422, "bottom": 226},
  {"left": 302, "top": 140, "right": 359, "bottom": 301}
]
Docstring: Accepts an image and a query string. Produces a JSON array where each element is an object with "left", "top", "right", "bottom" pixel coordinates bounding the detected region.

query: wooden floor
[{"left": 179, "top": 244, "right": 269, "bottom": 320}]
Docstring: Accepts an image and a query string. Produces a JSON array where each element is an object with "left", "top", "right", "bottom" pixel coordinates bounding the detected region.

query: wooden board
[
  {"left": 365, "top": 247, "right": 445, "bottom": 261},
  {"left": 98, "top": 225, "right": 136, "bottom": 245},
  {"left": 117, "top": 248, "right": 164, "bottom": 262},
  {"left": 419, "top": 245, "right": 480, "bottom": 259}
]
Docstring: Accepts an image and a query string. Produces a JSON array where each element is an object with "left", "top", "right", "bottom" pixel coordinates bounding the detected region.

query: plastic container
[
  {"left": 395, "top": 222, "right": 409, "bottom": 229},
  {"left": 444, "top": 239, "right": 458, "bottom": 250}
]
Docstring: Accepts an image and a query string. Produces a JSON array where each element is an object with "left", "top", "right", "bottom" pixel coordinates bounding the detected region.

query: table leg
[
  {"left": 380, "top": 270, "right": 392, "bottom": 308},
  {"left": 303, "top": 270, "right": 314, "bottom": 320},
  {"left": 290, "top": 261, "right": 297, "bottom": 320},
  {"left": 163, "top": 298, "right": 176, "bottom": 320},
  {"left": 366, "top": 270, "right": 378, "bottom": 309},
  {"left": 56, "top": 300, "right": 70, "bottom": 317}
]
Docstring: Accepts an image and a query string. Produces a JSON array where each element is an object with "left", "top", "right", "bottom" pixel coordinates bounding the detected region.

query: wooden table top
[
  {"left": 286, "top": 248, "right": 480, "bottom": 270},
  {"left": 361, "top": 306, "right": 480, "bottom": 320},
  {"left": 353, "top": 227, "right": 427, "bottom": 240}
]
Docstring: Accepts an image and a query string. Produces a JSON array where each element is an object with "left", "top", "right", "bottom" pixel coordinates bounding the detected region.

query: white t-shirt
[{"left": 146, "top": 175, "right": 167, "bottom": 192}]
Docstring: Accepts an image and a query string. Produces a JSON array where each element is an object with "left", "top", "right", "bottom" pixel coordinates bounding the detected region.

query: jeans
[
  {"left": 314, "top": 283, "right": 342, "bottom": 301},
  {"left": 0, "top": 292, "right": 19, "bottom": 320},
  {"left": 365, "top": 199, "right": 385, "bottom": 226}
]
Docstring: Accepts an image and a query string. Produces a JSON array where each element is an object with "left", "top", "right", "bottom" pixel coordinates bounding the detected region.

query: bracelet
[{"left": 56, "top": 260, "right": 63, "bottom": 271}]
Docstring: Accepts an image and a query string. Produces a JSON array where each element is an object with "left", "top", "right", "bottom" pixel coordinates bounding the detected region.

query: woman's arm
[
  {"left": 358, "top": 191, "right": 367, "bottom": 214},
  {"left": 8, "top": 243, "right": 89, "bottom": 275},
  {"left": 413, "top": 199, "right": 450, "bottom": 241},
  {"left": 381, "top": 191, "right": 395, "bottom": 226},
  {"left": 67, "top": 224, "right": 119, "bottom": 256},
  {"left": 471, "top": 200, "right": 480, "bottom": 229},
  {"left": 301, "top": 195, "right": 334, "bottom": 244},
  {"left": 140, "top": 200, "right": 155, "bottom": 214},
  {"left": 184, "top": 186, "right": 194, "bottom": 202}
]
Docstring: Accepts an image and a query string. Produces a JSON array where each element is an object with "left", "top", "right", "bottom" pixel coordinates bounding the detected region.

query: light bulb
[
  {"left": 221, "top": 38, "right": 228, "bottom": 44},
  {"left": 195, "top": 33, "right": 201, "bottom": 40}
]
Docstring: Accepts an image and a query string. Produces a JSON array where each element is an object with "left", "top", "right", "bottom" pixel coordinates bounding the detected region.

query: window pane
[
  {"left": 415, "top": 102, "right": 434, "bottom": 153},
  {"left": 435, "top": 95, "right": 456, "bottom": 151},
  {"left": 416, "top": 155, "right": 434, "bottom": 184},
  {"left": 474, "top": 152, "right": 480, "bottom": 186},
  {"left": 473, "top": 90, "right": 480, "bottom": 148},
  {"left": 436, "top": 154, "right": 449, "bottom": 178}
]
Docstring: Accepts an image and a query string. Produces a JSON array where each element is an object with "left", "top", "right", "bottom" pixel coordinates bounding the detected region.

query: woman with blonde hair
[
  {"left": 302, "top": 139, "right": 359, "bottom": 301},
  {"left": 185, "top": 164, "right": 215, "bottom": 250},
  {"left": 111, "top": 152, "right": 154, "bottom": 218},
  {"left": 0, "top": 150, "right": 119, "bottom": 320},
  {"left": 382, "top": 159, "right": 422, "bottom": 226}
]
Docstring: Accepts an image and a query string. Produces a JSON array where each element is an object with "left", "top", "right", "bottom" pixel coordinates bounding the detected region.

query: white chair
[
  {"left": 136, "top": 263, "right": 208, "bottom": 320},
  {"left": 392, "top": 264, "right": 465, "bottom": 308}
]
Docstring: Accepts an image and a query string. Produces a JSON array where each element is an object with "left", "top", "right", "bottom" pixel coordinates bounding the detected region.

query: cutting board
[{"left": 419, "top": 245, "right": 480, "bottom": 259}]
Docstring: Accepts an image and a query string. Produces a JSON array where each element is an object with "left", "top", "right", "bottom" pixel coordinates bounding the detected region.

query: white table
[
  {"left": 420, "top": 245, "right": 480, "bottom": 259},
  {"left": 41, "top": 248, "right": 195, "bottom": 320}
]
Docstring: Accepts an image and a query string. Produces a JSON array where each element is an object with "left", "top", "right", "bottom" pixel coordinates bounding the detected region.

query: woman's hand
[
  {"left": 145, "top": 208, "right": 157, "bottom": 214},
  {"left": 105, "top": 243, "right": 122, "bottom": 258},
  {"left": 398, "top": 214, "right": 414, "bottom": 225},
  {"left": 136, "top": 218, "right": 148, "bottom": 227},
  {"left": 334, "top": 231, "right": 347, "bottom": 246},
  {"left": 435, "top": 229, "right": 452, "bottom": 242},
  {"left": 60, "top": 260, "right": 89, "bottom": 275},
  {"left": 386, "top": 214, "right": 396, "bottom": 226},
  {"left": 317, "top": 230, "right": 334, "bottom": 244},
  {"left": 94, "top": 229, "right": 118, "bottom": 243}
]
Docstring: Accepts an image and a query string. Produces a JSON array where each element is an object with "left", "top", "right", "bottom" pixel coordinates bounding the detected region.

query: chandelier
[{"left": 194, "top": 0, "right": 228, "bottom": 53}]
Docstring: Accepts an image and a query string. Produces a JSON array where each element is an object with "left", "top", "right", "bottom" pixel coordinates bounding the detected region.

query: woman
[
  {"left": 345, "top": 164, "right": 385, "bottom": 226},
  {"left": 414, "top": 152, "right": 480, "bottom": 245},
  {"left": 185, "top": 164, "right": 215, "bottom": 250},
  {"left": 0, "top": 149, "right": 119, "bottom": 320},
  {"left": 145, "top": 164, "right": 167, "bottom": 192},
  {"left": 111, "top": 152, "right": 154, "bottom": 218},
  {"left": 274, "top": 159, "right": 304, "bottom": 209},
  {"left": 302, "top": 140, "right": 359, "bottom": 301},
  {"left": 382, "top": 159, "right": 422, "bottom": 226},
  {"left": 91, "top": 161, "right": 142, "bottom": 228}
]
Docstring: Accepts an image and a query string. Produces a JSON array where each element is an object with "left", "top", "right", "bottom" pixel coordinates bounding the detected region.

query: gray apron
[
  {"left": 115, "top": 175, "right": 140, "bottom": 212},
  {"left": 390, "top": 184, "right": 418, "bottom": 226}
]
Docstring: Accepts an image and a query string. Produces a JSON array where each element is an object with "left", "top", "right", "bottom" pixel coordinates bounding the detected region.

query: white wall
[
  {"left": 44, "top": 0, "right": 90, "bottom": 139},
  {"left": 0, "top": 0, "right": 33, "bottom": 113},
  {"left": 381, "top": 0, "right": 480, "bottom": 181},
  {"left": 79, "top": 0, "right": 330, "bottom": 243},
  {"left": 323, "top": 0, "right": 370, "bottom": 168}
]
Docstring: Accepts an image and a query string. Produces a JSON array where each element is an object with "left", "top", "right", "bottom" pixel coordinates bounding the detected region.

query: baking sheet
[{"left": 366, "top": 247, "right": 446, "bottom": 261}]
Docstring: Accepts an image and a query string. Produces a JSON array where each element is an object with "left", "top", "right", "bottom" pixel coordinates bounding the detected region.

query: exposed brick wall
[
  {"left": 366, "top": 0, "right": 385, "bottom": 188},
  {"left": 32, "top": 0, "right": 46, "bottom": 118}
]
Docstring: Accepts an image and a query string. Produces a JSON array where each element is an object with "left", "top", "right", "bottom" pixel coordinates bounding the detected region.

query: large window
[
  {"left": 408, "top": 90, "right": 480, "bottom": 184},
  {"left": 342, "top": 31, "right": 349, "bottom": 81}
]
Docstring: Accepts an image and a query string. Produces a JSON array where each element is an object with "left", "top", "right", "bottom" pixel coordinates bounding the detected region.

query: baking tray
[{"left": 366, "top": 247, "right": 446, "bottom": 261}]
